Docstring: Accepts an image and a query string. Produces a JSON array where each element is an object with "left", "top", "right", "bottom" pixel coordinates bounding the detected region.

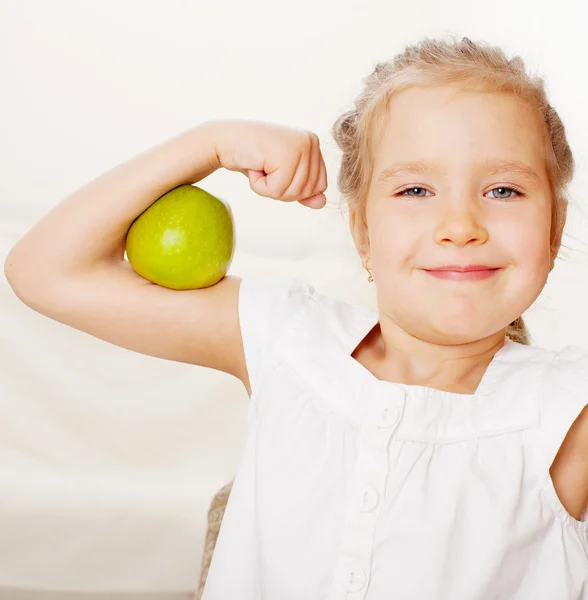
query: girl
[{"left": 5, "top": 36, "right": 588, "bottom": 599}]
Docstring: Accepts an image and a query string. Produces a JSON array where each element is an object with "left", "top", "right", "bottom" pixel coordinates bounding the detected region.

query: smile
[{"left": 423, "top": 268, "right": 502, "bottom": 281}]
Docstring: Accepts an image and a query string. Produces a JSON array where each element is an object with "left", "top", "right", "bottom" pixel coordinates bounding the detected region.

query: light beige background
[{"left": 1, "top": 0, "right": 588, "bottom": 597}]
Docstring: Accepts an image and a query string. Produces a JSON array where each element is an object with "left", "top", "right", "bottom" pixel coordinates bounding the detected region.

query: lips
[
  {"left": 423, "top": 266, "right": 501, "bottom": 281},
  {"left": 426, "top": 265, "right": 499, "bottom": 272}
]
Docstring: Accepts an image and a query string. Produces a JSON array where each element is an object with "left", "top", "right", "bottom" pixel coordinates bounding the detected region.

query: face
[{"left": 353, "top": 84, "right": 553, "bottom": 345}]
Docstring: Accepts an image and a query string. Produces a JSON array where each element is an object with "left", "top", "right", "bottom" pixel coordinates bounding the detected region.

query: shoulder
[
  {"left": 557, "top": 345, "right": 588, "bottom": 433},
  {"left": 554, "top": 344, "right": 588, "bottom": 371},
  {"left": 546, "top": 346, "right": 588, "bottom": 521},
  {"left": 511, "top": 343, "right": 588, "bottom": 384},
  {"left": 521, "top": 343, "right": 588, "bottom": 411},
  {"left": 238, "top": 278, "right": 366, "bottom": 394},
  {"left": 239, "top": 275, "right": 376, "bottom": 358},
  {"left": 549, "top": 345, "right": 588, "bottom": 395},
  {"left": 237, "top": 277, "right": 314, "bottom": 391},
  {"left": 487, "top": 342, "right": 583, "bottom": 393},
  {"left": 507, "top": 344, "right": 588, "bottom": 521},
  {"left": 238, "top": 277, "right": 314, "bottom": 336},
  {"left": 555, "top": 344, "right": 588, "bottom": 434},
  {"left": 503, "top": 343, "right": 588, "bottom": 439},
  {"left": 239, "top": 277, "right": 373, "bottom": 336}
]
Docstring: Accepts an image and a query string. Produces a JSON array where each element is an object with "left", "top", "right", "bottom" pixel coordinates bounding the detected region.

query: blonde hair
[{"left": 332, "top": 36, "right": 575, "bottom": 346}]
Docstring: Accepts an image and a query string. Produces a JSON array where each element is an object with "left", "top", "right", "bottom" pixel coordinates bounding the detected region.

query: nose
[{"left": 433, "top": 202, "right": 489, "bottom": 247}]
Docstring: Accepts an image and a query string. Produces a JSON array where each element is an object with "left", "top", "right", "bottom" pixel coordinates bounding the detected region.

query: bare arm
[
  {"left": 5, "top": 122, "right": 223, "bottom": 279},
  {"left": 550, "top": 404, "right": 588, "bottom": 521},
  {"left": 4, "top": 120, "right": 327, "bottom": 397},
  {"left": 4, "top": 122, "right": 251, "bottom": 392}
]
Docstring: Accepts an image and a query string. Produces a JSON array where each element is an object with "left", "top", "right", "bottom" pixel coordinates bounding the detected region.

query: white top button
[
  {"left": 378, "top": 404, "right": 400, "bottom": 428},
  {"left": 342, "top": 561, "right": 367, "bottom": 592},
  {"left": 357, "top": 484, "right": 380, "bottom": 512}
]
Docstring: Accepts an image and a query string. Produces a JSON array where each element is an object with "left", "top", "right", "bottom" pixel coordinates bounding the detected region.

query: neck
[{"left": 354, "top": 320, "right": 507, "bottom": 395}]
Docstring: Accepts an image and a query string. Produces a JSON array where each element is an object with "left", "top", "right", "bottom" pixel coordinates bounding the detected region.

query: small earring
[{"left": 365, "top": 260, "right": 374, "bottom": 283}]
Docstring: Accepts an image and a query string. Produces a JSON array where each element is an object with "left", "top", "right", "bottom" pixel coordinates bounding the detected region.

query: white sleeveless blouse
[{"left": 202, "top": 277, "right": 588, "bottom": 600}]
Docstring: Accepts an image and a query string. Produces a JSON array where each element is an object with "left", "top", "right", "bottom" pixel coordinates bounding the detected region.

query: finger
[
  {"left": 279, "top": 145, "right": 312, "bottom": 201},
  {"left": 299, "top": 192, "right": 326, "bottom": 209},
  {"left": 301, "top": 138, "right": 321, "bottom": 199},
  {"left": 317, "top": 153, "right": 328, "bottom": 195},
  {"left": 247, "top": 169, "right": 268, "bottom": 191}
]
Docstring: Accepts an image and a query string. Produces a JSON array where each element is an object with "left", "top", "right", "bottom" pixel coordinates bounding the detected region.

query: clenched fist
[{"left": 215, "top": 120, "right": 328, "bottom": 209}]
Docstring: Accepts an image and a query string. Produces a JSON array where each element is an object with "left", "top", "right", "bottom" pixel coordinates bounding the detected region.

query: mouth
[{"left": 422, "top": 266, "right": 502, "bottom": 281}]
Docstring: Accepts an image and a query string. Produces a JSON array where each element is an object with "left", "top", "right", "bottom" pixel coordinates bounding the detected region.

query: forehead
[{"left": 372, "top": 85, "right": 547, "bottom": 178}]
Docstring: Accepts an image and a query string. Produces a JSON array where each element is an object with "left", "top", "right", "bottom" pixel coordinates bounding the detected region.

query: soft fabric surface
[{"left": 194, "top": 482, "right": 233, "bottom": 600}]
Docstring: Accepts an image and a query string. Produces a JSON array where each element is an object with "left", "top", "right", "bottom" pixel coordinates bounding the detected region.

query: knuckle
[{"left": 296, "top": 130, "right": 314, "bottom": 149}]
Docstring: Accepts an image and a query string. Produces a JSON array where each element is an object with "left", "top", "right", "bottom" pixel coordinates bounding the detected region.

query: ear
[{"left": 349, "top": 205, "right": 370, "bottom": 264}]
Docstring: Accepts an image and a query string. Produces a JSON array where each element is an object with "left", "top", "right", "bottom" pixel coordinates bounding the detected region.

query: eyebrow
[{"left": 377, "top": 159, "right": 542, "bottom": 186}]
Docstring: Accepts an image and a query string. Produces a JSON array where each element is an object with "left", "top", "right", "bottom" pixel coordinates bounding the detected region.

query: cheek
[
  {"left": 372, "top": 230, "right": 416, "bottom": 271},
  {"left": 499, "top": 210, "right": 551, "bottom": 273},
  {"left": 367, "top": 210, "right": 419, "bottom": 269},
  {"left": 366, "top": 199, "right": 552, "bottom": 282}
]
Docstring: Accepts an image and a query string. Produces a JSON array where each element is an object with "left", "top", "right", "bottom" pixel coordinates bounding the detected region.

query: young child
[{"left": 5, "top": 36, "right": 588, "bottom": 599}]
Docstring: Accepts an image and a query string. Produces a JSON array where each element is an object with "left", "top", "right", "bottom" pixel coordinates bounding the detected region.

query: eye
[
  {"left": 484, "top": 186, "right": 524, "bottom": 200},
  {"left": 395, "top": 185, "right": 526, "bottom": 200},
  {"left": 397, "top": 186, "right": 432, "bottom": 198}
]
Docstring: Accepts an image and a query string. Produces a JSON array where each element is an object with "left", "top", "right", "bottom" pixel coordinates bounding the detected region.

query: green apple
[{"left": 126, "top": 184, "right": 234, "bottom": 290}]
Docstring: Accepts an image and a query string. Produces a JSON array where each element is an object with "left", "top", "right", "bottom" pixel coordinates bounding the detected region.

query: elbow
[
  {"left": 4, "top": 248, "right": 23, "bottom": 296},
  {"left": 4, "top": 248, "right": 52, "bottom": 310},
  {"left": 5, "top": 250, "right": 32, "bottom": 307}
]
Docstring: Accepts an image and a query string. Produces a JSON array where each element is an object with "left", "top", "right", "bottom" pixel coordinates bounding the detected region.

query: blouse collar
[{"left": 274, "top": 290, "right": 544, "bottom": 442}]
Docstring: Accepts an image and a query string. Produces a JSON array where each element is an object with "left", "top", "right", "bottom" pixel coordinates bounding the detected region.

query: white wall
[
  {"left": 3, "top": 0, "right": 588, "bottom": 344},
  {"left": 1, "top": 0, "right": 587, "bottom": 596}
]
